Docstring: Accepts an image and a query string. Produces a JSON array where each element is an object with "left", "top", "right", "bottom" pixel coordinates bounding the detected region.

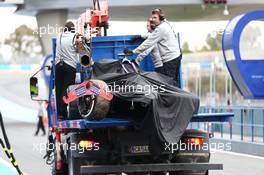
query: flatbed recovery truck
[{"left": 29, "top": 35, "right": 234, "bottom": 175}]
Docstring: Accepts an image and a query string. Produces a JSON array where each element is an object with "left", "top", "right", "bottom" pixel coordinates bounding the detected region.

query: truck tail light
[
  {"left": 79, "top": 140, "right": 95, "bottom": 148},
  {"left": 183, "top": 138, "right": 205, "bottom": 145}
]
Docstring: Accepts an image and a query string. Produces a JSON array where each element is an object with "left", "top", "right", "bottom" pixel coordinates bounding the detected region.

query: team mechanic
[{"left": 125, "top": 9, "right": 182, "bottom": 87}]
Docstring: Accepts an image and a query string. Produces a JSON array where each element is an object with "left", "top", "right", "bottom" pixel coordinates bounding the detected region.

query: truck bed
[{"left": 57, "top": 112, "right": 234, "bottom": 130}]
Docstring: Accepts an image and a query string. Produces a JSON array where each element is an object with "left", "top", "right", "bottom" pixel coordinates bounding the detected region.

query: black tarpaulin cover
[{"left": 92, "top": 59, "right": 200, "bottom": 151}]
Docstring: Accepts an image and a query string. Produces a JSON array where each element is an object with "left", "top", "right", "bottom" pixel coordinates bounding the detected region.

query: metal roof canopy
[{"left": 14, "top": 0, "right": 264, "bottom": 21}]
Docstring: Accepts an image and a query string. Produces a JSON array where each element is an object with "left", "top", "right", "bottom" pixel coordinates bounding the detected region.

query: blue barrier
[
  {"left": 191, "top": 106, "right": 264, "bottom": 144},
  {"left": 21, "top": 64, "right": 31, "bottom": 71},
  {"left": 0, "top": 64, "right": 35, "bottom": 71},
  {"left": 0, "top": 64, "right": 10, "bottom": 70}
]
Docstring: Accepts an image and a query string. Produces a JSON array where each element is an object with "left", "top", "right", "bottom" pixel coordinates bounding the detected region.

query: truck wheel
[{"left": 68, "top": 150, "right": 81, "bottom": 175}]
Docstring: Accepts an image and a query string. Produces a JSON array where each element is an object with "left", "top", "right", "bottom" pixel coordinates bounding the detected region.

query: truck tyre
[{"left": 68, "top": 150, "right": 81, "bottom": 175}]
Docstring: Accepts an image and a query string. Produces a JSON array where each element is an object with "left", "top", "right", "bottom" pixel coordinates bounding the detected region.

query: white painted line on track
[{"left": 212, "top": 149, "right": 264, "bottom": 160}]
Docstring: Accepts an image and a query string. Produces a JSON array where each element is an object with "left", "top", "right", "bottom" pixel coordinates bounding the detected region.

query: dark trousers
[
  {"left": 35, "top": 116, "right": 46, "bottom": 135},
  {"left": 55, "top": 62, "right": 76, "bottom": 118},
  {"left": 163, "top": 55, "right": 182, "bottom": 87}
]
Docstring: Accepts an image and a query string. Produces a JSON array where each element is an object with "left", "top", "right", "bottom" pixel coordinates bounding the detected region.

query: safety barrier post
[
  {"left": 220, "top": 123, "right": 223, "bottom": 138},
  {"left": 251, "top": 109, "right": 254, "bottom": 142},
  {"left": 241, "top": 109, "right": 244, "bottom": 141},
  {"left": 230, "top": 119, "right": 233, "bottom": 140},
  {"left": 220, "top": 108, "right": 224, "bottom": 138},
  {"left": 263, "top": 109, "right": 264, "bottom": 143},
  {"left": 211, "top": 123, "right": 215, "bottom": 136}
]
